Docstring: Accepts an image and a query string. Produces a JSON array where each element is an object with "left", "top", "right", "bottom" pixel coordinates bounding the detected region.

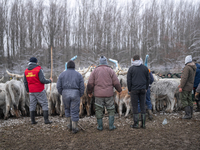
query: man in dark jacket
[
  {"left": 57, "top": 60, "right": 84, "bottom": 134},
  {"left": 87, "top": 56, "right": 122, "bottom": 131},
  {"left": 179, "top": 55, "right": 196, "bottom": 119},
  {"left": 192, "top": 59, "right": 200, "bottom": 111},
  {"left": 138, "top": 70, "right": 154, "bottom": 120},
  {"left": 195, "top": 83, "right": 200, "bottom": 101},
  {"left": 24, "top": 57, "right": 52, "bottom": 124},
  {"left": 127, "top": 55, "right": 149, "bottom": 129}
]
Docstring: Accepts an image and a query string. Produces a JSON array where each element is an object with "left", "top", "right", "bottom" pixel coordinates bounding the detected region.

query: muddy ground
[{"left": 0, "top": 110, "right": 200, "bottom": 150}]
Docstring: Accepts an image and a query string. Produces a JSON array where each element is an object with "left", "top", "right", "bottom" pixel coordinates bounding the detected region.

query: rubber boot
[
  {"left": 182, "top": 106, "right": 191, "bottom": 119},
  {"left": 30, "top": 111, "right": 37, "bottom": 124},
  {"left": 43, "top": 110, "right": 52, "bottom": 124},
  {"left": 67, "top": 117, "right": 72, "bottom": 130},
  {"left": 130, "top": 114, "right": 139, "bottom": 129},
  {"left": 97, "top": 118, "right": 103, "bottom": 131},
  {"left": 141, "top": 114, "right": 146, "bottom": 129},
  {"left": 195, "top": 101, "right": 200, "bottom": 112},
  {"left": 109, "top": 116, "right": 116, "bottom": 130},
  {"left": 148, "top": 109, "right": 153, "bottom": 120},
  {"left": 72, "top": 121, "right": 79, "bottom": 134}
]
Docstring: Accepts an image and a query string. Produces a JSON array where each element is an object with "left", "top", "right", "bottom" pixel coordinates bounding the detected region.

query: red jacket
[
  {"left": 24, "top": 66, "right": 44, "bottom": 92},
  {"left": 87, "top": 65, "right": 122, "bottom": 97}
]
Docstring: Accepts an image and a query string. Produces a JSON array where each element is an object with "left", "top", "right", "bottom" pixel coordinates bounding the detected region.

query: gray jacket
[
  {"left": 24, "top": 63, "right": 51, "bottom": 93},
  {"left": 57, "top": 68, "right": 84, "bottom": 97}
]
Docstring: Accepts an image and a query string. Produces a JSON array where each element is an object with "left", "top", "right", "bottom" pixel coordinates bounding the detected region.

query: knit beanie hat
[
  {"left": 99, "top": 56, "right": 108, "bottom": 65},
  {"left": 185, "top": 55, "right": 192, "bottom": 65},
  {"left": 29, "top": 57, "right": 38, "bottom": 63}
]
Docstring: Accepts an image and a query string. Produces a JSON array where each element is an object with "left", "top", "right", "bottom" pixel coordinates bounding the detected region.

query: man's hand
[
  {"left": 50, "top": 78, "right": 53, "bottom": 82},
  {"left": 88, "top": 93, "right": 93, "bottom": 97},
  {"left": 119, "top": 91, "right": 121, "bottom": 95},
  {"left": 179, "top": 88, "right": 182, "bottom": 93}
]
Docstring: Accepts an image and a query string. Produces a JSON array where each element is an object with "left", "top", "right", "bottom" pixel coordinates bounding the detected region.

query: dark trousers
[{"left": 131, "top": 89, "right": 146, "bottom": 114}]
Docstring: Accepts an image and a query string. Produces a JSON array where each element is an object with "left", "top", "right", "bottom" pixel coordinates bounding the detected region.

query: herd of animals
[{"left": 0, "top": 66, "right": 182, "bottom": 120}]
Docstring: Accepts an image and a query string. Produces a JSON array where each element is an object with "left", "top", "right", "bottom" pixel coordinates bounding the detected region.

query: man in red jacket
[
  {"left": 87, "top": 56, "right": 122, "bottom": 131},
  {"left": 24, "top": 57, "right": 53, "bottom": 124}
]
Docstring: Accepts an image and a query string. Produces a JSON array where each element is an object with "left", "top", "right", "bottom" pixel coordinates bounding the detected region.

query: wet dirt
[{"left": 0, "top": 111, "right": 200, "bottom": 150}]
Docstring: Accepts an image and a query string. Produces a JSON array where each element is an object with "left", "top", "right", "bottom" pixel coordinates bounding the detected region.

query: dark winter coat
[
  {"left": 194, "top": 63, "right": 200, "bottom": 88},
  {"left": 127, "top": 60, "right": 150, "bottom": 92},
  {"left": 87, "top": 65, "right": 122, "bottom": 97},
  {"left": 196, "top": 83, "right": 200, "bottom": 93},
  {"left": 57, "top": 68, "right": 84, "bottom": 97},
  {"left": 24, "top": 62, "right": 51, "bottom": 93},
  {"left": 180, "top": 62, "right": 196, "bottom": 91}
]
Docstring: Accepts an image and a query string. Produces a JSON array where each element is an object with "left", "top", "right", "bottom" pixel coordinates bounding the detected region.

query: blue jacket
[
  {"left": 194, "top": 63, "right": 200, "bottom": 88},
  {"left": 57, "top": 68, "right": 84, "bottom": 97}
]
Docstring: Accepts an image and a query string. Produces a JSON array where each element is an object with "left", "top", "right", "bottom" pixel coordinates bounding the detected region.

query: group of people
[{"left": 23, "top": 54, "right": 200, "bottom": 134}]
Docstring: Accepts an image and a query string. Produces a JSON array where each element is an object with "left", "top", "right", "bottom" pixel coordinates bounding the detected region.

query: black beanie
[
  {"left": 29, "top": 57, "right": 38, "bottom": 63},
  {"left": 67, "top": 60, "right": 75, "bottom": 69}
]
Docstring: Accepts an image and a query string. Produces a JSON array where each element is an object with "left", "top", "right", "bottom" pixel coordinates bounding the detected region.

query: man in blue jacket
[
  {"left": 138, "top": 70, "right": 154, "bottom": 120},
  {"left": 57, "top": 60, "right": 84, "bottom": 134},
  {"left": 193, "top": 59, "right": 200, "bottom": 111}
]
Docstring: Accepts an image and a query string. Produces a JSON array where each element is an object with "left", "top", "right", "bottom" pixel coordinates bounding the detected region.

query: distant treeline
[{"left": 0, "top": 0, "right": 200, "bottom": 75}]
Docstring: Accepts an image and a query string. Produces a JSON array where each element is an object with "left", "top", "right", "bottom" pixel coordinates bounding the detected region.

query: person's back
[
  {"left": 57, "top": 60, "right": 84, "bottom": 134},
  {"left": 57, "top": 69, "right": 84, "bottom": 95},
  {"left": 127, "top": 55, "right": 149, "bottom": 129},
  {"left": 127, "top": 59, "right": 149, "bottom": 91},
  {"left": 24, "top": 57, "right": 52, "bottom": 125},
  {"left": 88, "top": 65, "right": 121, "bottom": 97},
  {"left": 87, "top": 56, "right": 122, "bottom": 131}
]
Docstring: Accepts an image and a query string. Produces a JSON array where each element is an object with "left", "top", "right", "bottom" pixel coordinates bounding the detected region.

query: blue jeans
[{"left": 138, "top": 88, "right": 152, "bottom": 113}]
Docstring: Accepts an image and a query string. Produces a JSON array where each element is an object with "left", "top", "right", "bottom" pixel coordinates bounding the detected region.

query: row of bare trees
[{"left": 0, "top": 0, "right": 200, "bottom": 75}]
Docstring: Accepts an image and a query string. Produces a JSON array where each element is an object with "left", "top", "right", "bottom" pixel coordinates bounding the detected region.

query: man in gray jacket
[{"left": 57, "top": 60, "right": 84, "bottom": 134}]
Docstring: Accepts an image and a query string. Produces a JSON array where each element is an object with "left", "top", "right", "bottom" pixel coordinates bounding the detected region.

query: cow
[
  {"left": 114, "top": 87, "right": 131, "bottom": 118},
  {"left": 5, "top": 80, "right": 29, "bottom": 117},
  {"left": 46, "top": 83, "right": 63, "bottom": 116},
  {"left": 0, "top": 83, "right": 10, "bottom": 119},
  {"left": 79, "top": 83, "right": 92, "bottom": 117},
  {"left": 150, "top": 79, "right": 180, "bottom": 113}
]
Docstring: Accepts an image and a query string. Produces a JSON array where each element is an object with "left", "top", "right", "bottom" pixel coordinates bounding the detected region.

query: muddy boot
[
  {"left": 43, "top": 110, "right": 52, "bottom": 124},
  {"left": 30, "top": 111, "right": 37, "bottom": 124},
  {"left": 109, "top": 116, "right": 116, "bottom": 130},
  {"left": 195, "top": 101, "right": 200, "bottom": 112},
  {"left": 182, "top": 106, "right": 191, "bottom": 119},
  {"left": 72, "top": 121, "right": 79, "bottom": 134},
  {"left": 148, "top": 109, "right": 153, "bottom": 120},
  {"left": 138, "top": 113, "right": 141, "bottom": 121},
  {"left": 141, "top": 114, "right": 146, "bottom": 129},
  {"left": 130, "top": 114, "right": 139, "bottom": 129},
  {"left": 97, "top": 118, "right": 103, "bottom": 131},
  {"left": 67, "top": 117, "right": 72, "bottom": 130}
]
